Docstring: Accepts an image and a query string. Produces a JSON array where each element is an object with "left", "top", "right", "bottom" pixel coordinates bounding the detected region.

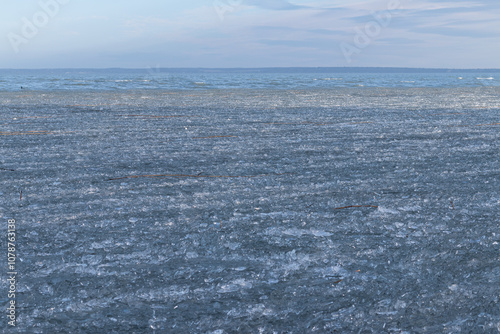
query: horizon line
[{"left": 1, "top": 66, "right": 500, "bottom": 71}]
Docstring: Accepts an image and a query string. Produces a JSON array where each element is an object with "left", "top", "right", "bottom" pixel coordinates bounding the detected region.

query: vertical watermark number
[{"left": 6, "top": 219, "right": 17, "bottom": 327}]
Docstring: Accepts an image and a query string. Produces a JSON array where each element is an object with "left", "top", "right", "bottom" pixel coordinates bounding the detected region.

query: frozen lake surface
[{"left": 1, "top": 88, "right": 499, "bottom": 333}]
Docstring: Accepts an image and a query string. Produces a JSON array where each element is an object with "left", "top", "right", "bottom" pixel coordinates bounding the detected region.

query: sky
[{"left": 1, "top": 0, "right": 499, "bottom": 68}]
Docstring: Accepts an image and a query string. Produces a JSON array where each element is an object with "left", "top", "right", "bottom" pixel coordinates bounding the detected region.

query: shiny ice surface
[{"left": 1, "top": 88, "right": 499, "bottom": 333}]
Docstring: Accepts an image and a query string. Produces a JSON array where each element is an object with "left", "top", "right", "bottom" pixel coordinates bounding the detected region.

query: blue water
[{"left": 0, "top": 68, "right": 499, "bottom": 91}]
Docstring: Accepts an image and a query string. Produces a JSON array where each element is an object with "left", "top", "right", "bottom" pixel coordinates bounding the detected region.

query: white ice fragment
[
  {"left": 281, "top": 228, "right": 303, "bottom": 236},
  {"left": 218, "top": 284, "right": 240, "bottom": 293},
  {"left": 377, "top": 206, "right": 399, "bottom": 214},
  {"left": 186, "top": 252, "right": 198, "bottom": 259},
  {"left": 283, "top": 262, "right": 301, "bottom": 274},
  {"left": 129, "top": 217, "right": 138, "bottom": 223},
  {"left": 224, "top": 242, "right": 241, "bottom": 250},
  {"left": 323, "top": 265, "right": 348, "bottom": 277},
  {"left": 218, "top": 279, "right": 253, "bottom": 293},
  {"left": 233, "top": 279, "right": 252, "bottom": 289},
  {"left": 278, "top": 228, "right": 332, "bottom": 237},
  {"left": 394, "top": 300, "right": 407, "bottom": 309},
  {"left": 82, "top": 255, "right": 103, "bottom": 265},
  {"left": 311, "top": 230, "right": 332, "bottom": 237},
  {"left": 398, "top": 205, "right": 421, "bottom": 212},
  {"left": 39, "top": 284, "right": 54, "bottom": 296}
]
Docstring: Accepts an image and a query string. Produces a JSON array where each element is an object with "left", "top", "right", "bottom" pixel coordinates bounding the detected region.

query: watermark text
[
  {"left": 6, "top": 219, "right": 17, "bottom": 327},
  {"left": 7, "top": 0, "right": 71, "bottom": 54}
]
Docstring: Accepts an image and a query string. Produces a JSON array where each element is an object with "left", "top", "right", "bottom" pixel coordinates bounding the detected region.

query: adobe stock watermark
[
  {"left": 7, "top": 0, "right": 71, "bottom": 54},
  {"left": 340, "top": 0, "right": 404, "bottom": 64},
  {"left": 213, "top": 0, "right": 243, "bottom": 21}
]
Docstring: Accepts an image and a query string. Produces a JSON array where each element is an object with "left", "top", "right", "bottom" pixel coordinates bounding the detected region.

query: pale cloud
[
  {"left": 244, "top": 0, "right": 310, "bottom": 10},
  {"left": 0, "top": 0, "right": 498, "bottom": 68}
]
